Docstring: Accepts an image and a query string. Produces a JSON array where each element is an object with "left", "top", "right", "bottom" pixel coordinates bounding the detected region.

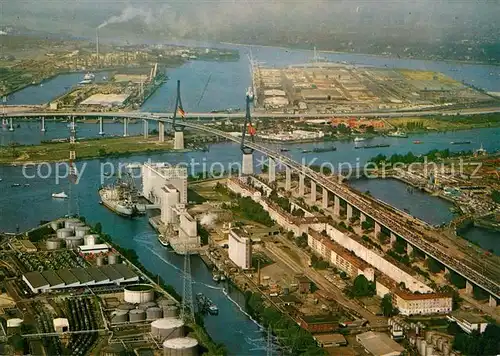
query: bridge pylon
[
  {"left": 241, "top": 89, "right": 255, "bottom": 176},
  {"left": 172, "top": 80, "right": 186, "bottom": 150}
]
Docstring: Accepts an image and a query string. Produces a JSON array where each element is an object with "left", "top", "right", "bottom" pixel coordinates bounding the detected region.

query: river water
[{"left": 2, "top": 43, "right": 500, "bottom": 352}]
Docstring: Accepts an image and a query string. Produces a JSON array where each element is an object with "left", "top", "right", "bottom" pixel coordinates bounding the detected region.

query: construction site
[
  {"left": 0, "top": 218, "right": 208, "bottom": 356},
  {"left": 252, "top": 63, "right": 495, "bottom": 114}
]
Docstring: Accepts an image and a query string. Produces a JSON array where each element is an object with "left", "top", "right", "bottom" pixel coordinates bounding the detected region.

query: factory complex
[{"left": 253, "top": 63, "right": 493, "bottom": 114}]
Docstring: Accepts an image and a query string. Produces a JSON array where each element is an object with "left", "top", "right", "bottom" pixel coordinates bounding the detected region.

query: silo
[
  {"left": 147, "top": 307, "right": 163, "bottom": 321},
  {"left": 437, "top": 338, "right": 444, "bottom": 351},
  {"left": 124, "top": 284, "right": 155, "bottom": 304},
  {"left": 75, "top": 226, "right": 91, "bottom": 238},
  {"left": 420, "top": 340, "right": 427, "bottom": 356},
  {"left": 426, "top": 345, "right": 434, "bottom": 356},
  {"left": 425, "top": 332, "right": 432, "bottom": 343},
  {"left": 163, "top": 306, "right": 179, "bottom": 318},
  {"left": 108, "top": 254, "right": 120, "bottom": 265},
  {"left": 72, "top": 222, "right": 86, "bottom": 230},
  {"left": 117, "top": 303, "right": 135, "bottom": 311},
  {"left": 111, "top": 310, "right": 128, "bottom": 324},
  {"left": 50, "top": 221, "right": 61, "bottom": 231},
  {"left": 431, "top": 335, "right": 439, "bottom": 347},
  {"left": 65, "top": 236, "right": 83, "bottom": 249},
  {"left": 57, "top": 228, "right": 73, "bottom": 239},
  {"left": 96, "top": 255, "right": 105, "bottom": 266},
  {"left": 129, "top": 309, "right": 146, "bottom": 323},
  {"left": 84, "top": 234, "right": 97, "bottom": 246},
  {"left": 64, "top": 218, "right": 81, "bottom": 229},
  {"left": 443, "top": 344, "right": 450, "bottom": 356},
  {"left": 159, "top": 298, "right": 178, "bottom": 307},
  {"left": 163, "top": 337, "right": 198, "bottom": 356},
  {"left": 46, "top": 238, "right": 62, "bottom": 250},
  {"left": 151, "top": 318, "right": 184, "bottom": 340}
]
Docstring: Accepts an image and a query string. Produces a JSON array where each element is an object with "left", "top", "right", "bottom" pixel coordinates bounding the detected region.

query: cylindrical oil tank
[
  {"left": 163, "top": 337, "right": 198, "bottom": 356},
  {"left": 117, "top": 303, "right": 135, "bottom": 311},
  {"left": 159, "top": 298, "right": 177, "bottom": 307},
  {"left": 151, "top": 318, "right": 184, "bottom": 340},
  {"left": 129, "top": 309, "right": 146, "bottom": 323},
  {"left": 147, "top": 307, "right": 163, "bottom": 321},
  {"left": 64, "top": 218, "right": 82, "bottom": 229},
  {"left": 57, "top": 228, "right": 73, "bottom": 239},
  {"left": 101, "top": 344, "right": 125, "bottom": 356},
  {"left": 443, "top": 344, "right": 450, "bottom": 356},
  {"left": 72, "top": 222, "right": 86, "bottom": 229},
  {"left": 162, "top": 306, "right": 179, "bottom": 318},
  {"left": 46, "top": 238, "right": 62, "bottom": 250},
  {"left": 426, "top": 345, "right": 434, "bottom": 356},
  {"left": 84, "top": 234, "right": 97, "bottom": 246},
  {"left": 74, "top": 226, "right": 91, "bottom": 238},
  {"left": 139, "top": 302, "right": 157, "bottom": 310},
  {"left": 420, "top": 340, "right": 427, "bottom": 356},
  {"left": 108, "top": 254, "right": 120, "bottom": 265},
  {"left": 50, "top": 221, "right": 61, "bottom": 231},
  {"left": 96, "top": 255, "right": 105, "bottom": 266},
  {"left": 425, "top": 332, "right": 432, "bottom": 343},
  {"left": 111, "top": 310, "right": 128, "bottom": 324},
  {"left": 124, "top": 284, "right": 155, "bottom": 304},
  {"left": 65, "top": 236, "right": 83, "bottom": 249}
]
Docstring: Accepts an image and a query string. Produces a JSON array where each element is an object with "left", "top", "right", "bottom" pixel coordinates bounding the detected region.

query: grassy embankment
[
  {"left": 0, "top": 136, "right": 173, "bottom": 164},
  {"left": 388, "top": 113, "right": 500, "bottom": 132}
]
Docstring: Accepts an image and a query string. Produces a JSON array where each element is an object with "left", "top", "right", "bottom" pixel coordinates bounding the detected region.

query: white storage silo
[
  {"left": 437, "top": 338, "right": 444, "bottom": 351},
  {"left": 65, "top": 236, "right": 83, "bottom": 249},
  {"left": 425, "top": 332, "right": 432, "bottom": 343},
  {"left": 162, "top": 306, "right": 179, "bottom": 318},
  {"left": 75, "top": 226, "right": 91, "bottom": 238},
  {"left": 151, "top": 318, "right": 184, "bottom": 340},
  {"left": 124, "top": 284, "right": 154, "bottom": 304},
  {"left": 84, "top": 234, "right": 97, "bottom": 246},
  {"left": 420, "top": 340, "right": 427, "bottom": 356},
  {"left": 108, "top": 253, "right": 119, "bottom": 265},
  {"left": 46, "top": 238, "right": 62, "bottom": 250},
  {"left": 163, "top": 337, "right": 198, "bottom": 356},
  {"left": 147, "top": 307, "right": 163, "bottom": 321},
  {"left": 57, "top": 228, "right": 73, "bottom": 239},
  {"left": 426, "top": 345, "right": 434, "bottom": 356},
  {"left": 129, "top": 309, "right": 146, "bottom": 323},
  {"left": 443, "top": 344, "right": 450, "bottom": 356},
  {"left": 50, "top": 220, "right": 61, "bottom": 231},
  {"left": 64, "top": 218, "right": 81, "bottom": 229}
]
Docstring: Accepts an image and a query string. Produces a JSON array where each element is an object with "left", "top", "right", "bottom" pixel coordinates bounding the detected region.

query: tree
[
  {"left": 351, "top": 275, "right": 375, "bottom": 297},
  {"left": 426, "top": 258, "right": 444, "bottom": 273},
  {"left": 381, "top": 294, "right": 398, "bottom": 317},
  {"left": 361, "top": 220, "right": 373, "bottom": 231},
  {"left": 94, "top": 222, "right": 102, "bottom": 234}
]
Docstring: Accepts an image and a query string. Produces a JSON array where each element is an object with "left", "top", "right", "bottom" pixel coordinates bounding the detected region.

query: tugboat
[{"left": 196, "top": 293, "right": 219, "bottom": 315}]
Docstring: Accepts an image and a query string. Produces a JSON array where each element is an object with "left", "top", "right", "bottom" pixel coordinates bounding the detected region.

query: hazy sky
[{"left": 2, "top": 0, "right": 499, "bottom": 42}]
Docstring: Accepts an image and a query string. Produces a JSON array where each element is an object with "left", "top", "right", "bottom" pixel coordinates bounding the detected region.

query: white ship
[
  {"left": 52, "top": 192, "right": 68, "bottom": 199},
  {"left": 353, "top": 137, "right": 365, "bottom": 142},
  {"left": 387, "top": 130, "right": 408, "bottom": 138},
  {"left": 79, "top": 72, "right": 95, "bottom": 85},
  {"left": 99, "top": 186, "right": 137, "bottom": 217}
]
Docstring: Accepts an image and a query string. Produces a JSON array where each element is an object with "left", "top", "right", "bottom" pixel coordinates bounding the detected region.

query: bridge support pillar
[
  {"left": 174, "top": 131, "right": 184, "bottom": 150},
  {"left": 158, "top": 122, "right": 165, "bottom": 142},
  {"left": 9, "top": 117, "right": 14, "bottom": 131},
  {"left": 268, "top": 157, "right": 276, "bottom": 183},
  {"left": 489, "top": 295, "right": 497, "bottom": 308},
  {"left": 99, "top": 117, "right": 104, "bottom": 135},
  {"left": 123, "top": 118, "right": 129, "bottom": 137},
  {"left": 242, "top": 152, "right": 254, "bottom": 175},
  {"left": 360, "top": 213, "right": 366, "bottom": 223},
  {"left": 465, "top": 280, "right": 473, "bottom": 295},
  {"left": 285, "top": 166, "right": 291, "bottom": 191},
  {"left": 346, "top": 204, "right": 353, "bottom": 221},
  {"left": 390, "top": 232, "right": 397, "bottom": 245},
  {"left": 298, "top": 174, "right": 305, "bottom": 196},
  {"left": 143, "top": 119, "right": 149, "bottom": 139},
  {"left": 322, "top": 188, "right": 328, "bottom": 209},
  {"left": 333, "top": 195, "right": 340, "bottom": 216},
  {"left": 310, "top": 181, "right": 317, "bottom": 203},
  {"left": 374, "top": 222, "right": 381, "bottom": 236},
  {"left": 406, "top": 243, "right": 413, "bottom": 255},
  {"left": 40, "top": 116, "right": 46, "bottom": 132}
]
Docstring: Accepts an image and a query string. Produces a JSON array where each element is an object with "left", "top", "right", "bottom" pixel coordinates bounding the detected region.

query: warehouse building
[
  {"left": 23, "top": 264, "right": 139, "bottom": 293},
  {"left": 356, "top": 331, "right": 404, "bottom": 356}
]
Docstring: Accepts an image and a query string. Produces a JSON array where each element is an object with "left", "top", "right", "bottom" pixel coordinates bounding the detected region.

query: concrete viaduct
[{"left": 2, "top": 110, "right": 500, "bottom": 306}]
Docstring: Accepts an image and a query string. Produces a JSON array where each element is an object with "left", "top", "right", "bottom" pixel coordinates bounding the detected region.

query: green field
[{"left": 0, "top": 136, "right": 173, "bottom": 164}]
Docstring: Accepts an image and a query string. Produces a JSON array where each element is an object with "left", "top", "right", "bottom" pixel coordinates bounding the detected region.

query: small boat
[
  {"left": 313, "top": 146, "right": 336, "bottom": 153},
  {"left": 302, "top": 149, "right": 312, "bottom": 153},
  {"left": 450, "top": 141, "right": 471, "bottom": 145},
  {"left": 52, "top": 192, "right": 68, "bottom": 199},
  {"left": 354, "top": 137, "right": 365, "bottom": 142},
  {"left": 280, "top": 148, "right": 290, "bottom": 152},
  {"left": 11, "top": 183, "right": 21, "bottom": 187},
  {"left": 387, "top": 130, "right": 408, "bottom": 138},
  {"left": 158, "top": 234, "right": 170, "bottom": 247},
  {"left": 212, "top": 273, "right": 220, "bottom": 282},
  {"left": 24, "top": 183, "right": 30, "bottom": 187},
  {"left": 413, "top": 140, "right": 423, "bottom": 144}
]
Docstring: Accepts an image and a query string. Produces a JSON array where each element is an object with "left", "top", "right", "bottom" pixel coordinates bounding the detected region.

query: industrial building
[
  {"left": 142, "top": 163, "right": 187, "bottom": 205},
  {"left": 392, "top": 290, "right": 452, "bottom": 316},
  {"left": 313, "top": 333, "right": 347, "bottom": 348},
  {"left": 447, "top": 311, "right": 489, "bottom": 334},
  {"left": 228, "top": 228, "right": 252, "bottom": 270},
  {"left": 356, "top": 331, "right": 404, "bottom": 356},
  {"left": 23, "top": 264, "right": 139, "bottom": 293}
]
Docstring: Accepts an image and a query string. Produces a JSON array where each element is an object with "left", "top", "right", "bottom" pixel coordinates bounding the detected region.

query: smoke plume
[
  {"left": 98, "top": 6, "right": 157, "bottom": 29},
  {"left": 199, "top": 213, "right": 217, "bottom": 229}
]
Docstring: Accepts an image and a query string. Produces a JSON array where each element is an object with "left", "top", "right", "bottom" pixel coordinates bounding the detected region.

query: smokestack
[{"left": 96, "top": 28, "right": 99, "bottom": 68}]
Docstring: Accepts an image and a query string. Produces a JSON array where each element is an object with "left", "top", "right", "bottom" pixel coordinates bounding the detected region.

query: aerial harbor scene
[{"left": 0, "top": 1, "right": 499, "bottom": 355}]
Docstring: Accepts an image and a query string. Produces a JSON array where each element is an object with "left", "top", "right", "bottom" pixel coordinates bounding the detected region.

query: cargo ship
[
  {"left": 450, "top": 141, "right": 471, "bottom": 145},
  {"left": 355, "top": 144, "right": 391, "bottom": 149},
  {"left": 302, "top": 146, "right": 337, "bottom": 153},
  {"left": 98, "top": 175, "right": 144, "bottom": 217}
]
